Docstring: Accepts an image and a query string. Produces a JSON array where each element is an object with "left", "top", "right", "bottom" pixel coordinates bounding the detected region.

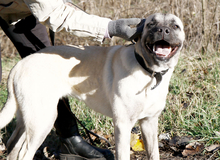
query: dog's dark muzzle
[{"left": 142, "top": 26, "right": 181, "bottom": 61}]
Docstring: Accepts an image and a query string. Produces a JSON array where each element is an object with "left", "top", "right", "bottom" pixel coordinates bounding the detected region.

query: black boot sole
[{"left": 60, "top": 153, "right": 107, "bottom": 160}]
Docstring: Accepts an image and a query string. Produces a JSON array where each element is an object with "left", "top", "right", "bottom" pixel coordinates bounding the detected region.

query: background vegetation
[{"left": 0, "top": 0, "right": 220, "bottom": 157}]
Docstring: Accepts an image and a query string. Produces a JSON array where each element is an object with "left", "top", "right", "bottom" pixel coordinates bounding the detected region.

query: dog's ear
[{"left": 132, "top": 19, "right": 145, "bottom": 42}]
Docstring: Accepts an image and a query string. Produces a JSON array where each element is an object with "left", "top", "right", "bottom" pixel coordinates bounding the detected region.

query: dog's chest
[
  {"left": 118, "top": 70, "right": 171, "bottom": 120},
  {"left": 141, "top": 85, "right": 168, "bottom": 118}
]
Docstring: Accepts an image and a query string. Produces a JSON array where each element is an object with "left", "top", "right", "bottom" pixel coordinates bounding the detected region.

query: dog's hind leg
[
  {"left": 7, "top": 131, "right": 26, "bottom": 160},
  {"left": 139, "top": 117, "right": 160, "bottom": 160},
  {"left": 20, "top": 119, "right": 57, "bottom": 160},
  {"left": 6, "top": 110, "right": 26, "bottom": 160},
  {"left": 20, "top": 102, "right": 59, "bottom": 160}
]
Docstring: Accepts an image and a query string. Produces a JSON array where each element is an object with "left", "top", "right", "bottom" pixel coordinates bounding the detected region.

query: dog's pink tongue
[{"left": 154, "top": 44, "right": 171, "bottom": 57}]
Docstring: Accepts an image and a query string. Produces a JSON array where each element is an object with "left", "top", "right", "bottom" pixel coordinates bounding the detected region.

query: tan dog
[{"left": 0, "top": 13, "right": 185, "bottom": 160}]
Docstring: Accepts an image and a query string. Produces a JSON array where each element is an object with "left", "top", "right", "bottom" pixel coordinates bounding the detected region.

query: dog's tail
[{"left": 0, "top": 68, "right": 17, "bottom": 129}]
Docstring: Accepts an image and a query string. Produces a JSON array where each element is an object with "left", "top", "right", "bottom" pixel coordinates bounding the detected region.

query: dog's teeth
[{"left": 153, "top": 45, "right": 156, "bottom": 52}]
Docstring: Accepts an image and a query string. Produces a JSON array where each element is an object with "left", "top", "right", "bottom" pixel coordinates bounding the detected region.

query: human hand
[{"left": 108, "top": 18, "right": 145, "bottom": 41}]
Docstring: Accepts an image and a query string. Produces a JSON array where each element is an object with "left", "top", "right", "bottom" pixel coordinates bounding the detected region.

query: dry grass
[{"left": 1, "top": 0, "right": 220, "bottom": 56}]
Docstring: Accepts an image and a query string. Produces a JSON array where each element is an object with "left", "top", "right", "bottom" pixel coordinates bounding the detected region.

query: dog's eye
[
  {"left": 173, "top": 25, "right": 180, "bottom": 29},
  {"left": 147, "top": 22, "right": 155, "bottom": 28}
]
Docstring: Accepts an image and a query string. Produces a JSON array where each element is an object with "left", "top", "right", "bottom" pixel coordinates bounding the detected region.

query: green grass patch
[
  {"left": 159, "top": 50, "right": 220, "bottom": 144},
  {"left": 0, "top": 56, "right": 20, "bottom": 107}
]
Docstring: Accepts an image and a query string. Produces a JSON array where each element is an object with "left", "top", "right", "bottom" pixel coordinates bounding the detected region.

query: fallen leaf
[
  {"left": 169, "top": 136, "right": 180, "bottom": 146},
  {"left": 0, "top": 143, "right": 6, "bottom": 151},
  {"left": 169, "top": 136, "right": 192, "bottom": 147},
  {"left": 43, "top": 147, "right": 49, "bottom": 158},
  {"left": 130, "top": 133, "right": 139, "bottom": 147},
  {"left": 205, "top": 144, "right": 220, "bottom": 152},
  {"left": 182, "top": 142, "right": 204, "bottom": 157},
  {"left": 90, "top": 130, "right": 112, "bottom": 145},
  {"left": 159, "top": 133, "right": 170, "bottom": 141},
  {"left": 0, "top": 138, "right": 6, "bottom": 152},
  {"left": 132, "top": 139, "right": 145, "bottom": 152}
]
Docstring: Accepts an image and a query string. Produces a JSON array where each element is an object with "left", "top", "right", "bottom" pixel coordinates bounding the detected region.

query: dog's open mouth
[{"left": 146, "top": 40, "right": 179, "bottom": 60}]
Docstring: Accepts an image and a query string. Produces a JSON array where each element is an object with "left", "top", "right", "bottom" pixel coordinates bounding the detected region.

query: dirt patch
[{"left": 1, "top": 133, "right": 219, "bottom": 160}]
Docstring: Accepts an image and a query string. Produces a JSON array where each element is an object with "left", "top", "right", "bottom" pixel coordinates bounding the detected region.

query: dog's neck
[{"left": 134, "top": 50, "right": 168, "bottom": 90}]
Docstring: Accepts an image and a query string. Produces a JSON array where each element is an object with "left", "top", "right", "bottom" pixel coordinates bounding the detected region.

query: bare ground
[{"left": 1, "top": 130, "right": 219, "bottom": 160}]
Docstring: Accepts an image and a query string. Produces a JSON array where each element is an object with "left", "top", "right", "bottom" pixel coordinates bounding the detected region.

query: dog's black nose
[
  {"left": 157, "top": 27, "right": 170, "bottom": 35},
  {"left": 158, "top": 28, "right": 163, "bottom": 32},
  {"left": 165, "top": 28, "right": 170, "bottom": 34}
]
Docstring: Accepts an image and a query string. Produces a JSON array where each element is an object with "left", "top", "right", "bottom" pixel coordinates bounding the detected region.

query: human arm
[
  {"left": 24, "top": 0, "right": 144, "bottom": 42},
  {"left": 24, "top": 0, "right": 111, "bottom": 42}
]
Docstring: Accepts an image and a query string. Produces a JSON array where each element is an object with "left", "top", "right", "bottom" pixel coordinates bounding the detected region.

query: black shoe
[{"left": 59, "top": 136, "right": 114, "bottom": 160}]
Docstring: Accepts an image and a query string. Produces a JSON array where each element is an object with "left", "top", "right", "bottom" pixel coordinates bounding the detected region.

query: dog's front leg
[
  {"left": 139, "top": 116, "right": 160, "bottom": 160},
  {"left": 114, "top": 119, "right": 132, "bottom": 160}
]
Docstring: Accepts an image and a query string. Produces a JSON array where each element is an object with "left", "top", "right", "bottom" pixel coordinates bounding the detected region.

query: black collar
[{"left": 134, "top": 50, "right": 169, "bottom": 90}]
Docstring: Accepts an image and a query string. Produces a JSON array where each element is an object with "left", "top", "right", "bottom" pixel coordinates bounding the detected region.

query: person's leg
[
  {"left": 55, "top": 98, "right": 114, "bottom": 160},
  {"left": 0, "top": 15, "right": 50, "bottom": 58},
  {"left": 0, "top": 16, "right": 114, "bottom": 160}
]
